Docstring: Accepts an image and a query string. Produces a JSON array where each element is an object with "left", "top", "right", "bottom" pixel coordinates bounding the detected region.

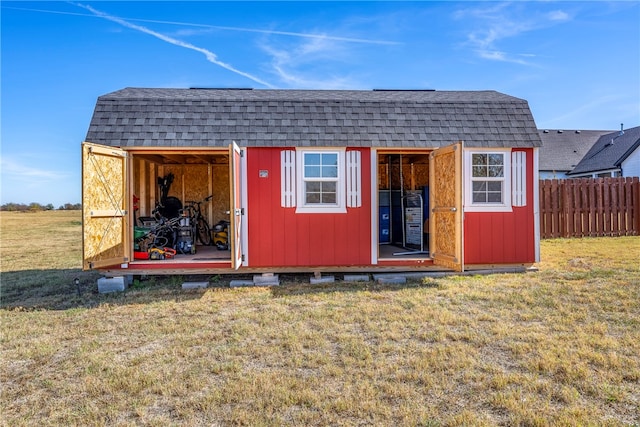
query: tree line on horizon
[{"left": 0, "top": 203, "right": 82, "bottom": 212}]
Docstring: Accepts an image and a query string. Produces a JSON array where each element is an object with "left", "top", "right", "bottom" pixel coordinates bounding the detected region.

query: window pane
[
  {"left": 305, "top": 166, "right": 321, "bottom": 178},
  {"left": 488, "top": 153, "right": 503, "bottom": 166},
  {"left": 304, "top": 153, "right": 321, "bottom": 165},
  {"left": 322, "top": 182, "right": 336, "bottom": 193},
  {"left": 306, "top": 192, "right": 320, "bottom": 204},
  {"left": 322, "top": 153, "right": 338, "bottom": 166},
  {"left": 488, "top": 192, "right": 502, "bottom": 203},
  {"left": 472, "top": 154, "right": 487, "bottom": 166},
  {"left": 488, "top": 166, "right": 504, "bottom": 177},
  {"left": 306, "top": 182, "right": 321, "bottom": 192},
  {"left": 472, "top": 181, "right": 487, "bottom": 192},
  {"left": 488, "top": 182, "right": 502, "bottom": 191},
  {"left": 322, "top": 165, "right": 338, "bottom": 178},
  {"left": 472, "top": 166, "right": 486, "bottom": 177},
  {"left": 472, "top": 192, "right": 487, "bottom": 203},
  {"left": 322, "top": 193, "right": 336, "bottom": 204}
]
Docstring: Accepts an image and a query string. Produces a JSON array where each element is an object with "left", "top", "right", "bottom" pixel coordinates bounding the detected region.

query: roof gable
[
  {"left": 569, "top": 126, "right": 640, "bottom": 175},
  {"left": 85, "top": 87, "right": 543, "bottom": 149}
]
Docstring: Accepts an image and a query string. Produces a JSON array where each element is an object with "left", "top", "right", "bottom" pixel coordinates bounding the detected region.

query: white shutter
[
  {"left": 346, "top": 150, "right": 361, "bottom": 208},
  {"left": 281, "top": 150, "right": 296, "bottom": 207},
  {"left": 512, "top": 151, "right": 526, "bottom": 207}
]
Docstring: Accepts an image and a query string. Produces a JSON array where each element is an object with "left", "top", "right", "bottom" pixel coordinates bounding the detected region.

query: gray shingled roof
[
  {"left": 538, "top": 129, "right": 612, "bottom": 172},
  {"left": 568, "top": 126, "right": 640, "bottom": 176},
  {"left": 85, "top": 87, "right": 543, "bottom": 149}
]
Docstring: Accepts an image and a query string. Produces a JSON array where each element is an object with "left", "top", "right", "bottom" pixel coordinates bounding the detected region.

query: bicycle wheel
[{"left": 196, "top": 217, "right": 212, "bottom": 245}]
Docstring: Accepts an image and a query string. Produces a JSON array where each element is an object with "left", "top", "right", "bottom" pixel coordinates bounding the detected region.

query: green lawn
[{"left": 1, "top": 211, "right": 639, "bottom": 426}]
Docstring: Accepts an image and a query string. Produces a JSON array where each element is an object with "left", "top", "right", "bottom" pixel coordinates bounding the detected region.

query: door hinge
[
  {"left": 240, "top": 149, "right": 245, "bottom": 157},
  {"left": 241, "top": 208, "right": 245, "bottom": 215},
  {"left": 241, "top": 254, "right": 245, "bottom": 262}
]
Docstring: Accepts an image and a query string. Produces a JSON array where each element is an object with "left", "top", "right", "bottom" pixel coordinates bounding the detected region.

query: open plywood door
[
  {"left": 82, "top": 142, "right": 130, "bottom": 270},
  {"left": 429, "top": 141, "right": 464, "bottom": 272},
  {"left": 229, "top": 142, "right": 244, "bottom": 270}
]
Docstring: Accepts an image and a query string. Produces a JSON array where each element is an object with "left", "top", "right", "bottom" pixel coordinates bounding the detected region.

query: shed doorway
[
  {"left": 377, "top": 152, "right": 431, "bottom": 259},
  {"left": 130, "top": 149, "right": 232, "bottom": 264}
]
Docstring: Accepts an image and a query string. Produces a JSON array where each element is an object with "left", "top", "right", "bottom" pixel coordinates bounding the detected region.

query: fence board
[{"left": 539, "top": 177, "right": 639, "bottom": 239}]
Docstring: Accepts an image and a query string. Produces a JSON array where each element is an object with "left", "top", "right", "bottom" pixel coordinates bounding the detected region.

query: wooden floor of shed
[
  {"left": 135, "top": 245, "right": 231, "bottom": 263},
  {"left": 378, "top": 244, "right": 431, "bottom": 260}
]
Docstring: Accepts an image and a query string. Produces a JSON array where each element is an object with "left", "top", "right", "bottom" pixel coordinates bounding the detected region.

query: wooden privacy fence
[{"left": 539, "top": 177, "right": 640, "bottom": 239}]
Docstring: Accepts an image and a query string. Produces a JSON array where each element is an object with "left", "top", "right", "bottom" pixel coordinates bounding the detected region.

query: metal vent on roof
[
  {"left": 372, "top": 89, "right": 436, "bottom": 91},
  {"left": 189, "top": 87, "right": 253, "bottom": 90}
]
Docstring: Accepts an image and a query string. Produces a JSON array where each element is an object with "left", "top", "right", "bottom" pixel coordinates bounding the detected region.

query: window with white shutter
[{"left": 280, "top": 148, "right": 361, "bottom": 213}]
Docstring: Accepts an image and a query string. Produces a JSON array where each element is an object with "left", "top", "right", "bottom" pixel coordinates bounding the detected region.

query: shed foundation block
[
  {"left": 310, "top": 275, "right": 335, "bottom": 284},
  {"left": 377, "top": 276, "right": 407, "bottom": 285},
  {"left": 252, "top": 274, "right": 280, "bottom": 286},
  {"left": 230, "top": 280, "right": 256, "bottom": 288},
  {"left": 343, "top": 274, "right": 370, "bottom": 282},
  {"left": 97, "top": 276, "right": 127, "bottom": 293},
  {"left": 182, "top": 281, "right": 208, "bottom": 290}
]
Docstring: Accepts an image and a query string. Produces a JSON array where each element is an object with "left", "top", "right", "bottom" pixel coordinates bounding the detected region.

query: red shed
[{"left": 82, "top": 88, "right": 542, "bottom": 275}]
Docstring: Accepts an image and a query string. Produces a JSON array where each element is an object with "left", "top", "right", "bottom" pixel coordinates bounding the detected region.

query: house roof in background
[
  {"left": 85, "top": 87, "right": 542, "bottom": 149},
  {"left": 538, "top": 129, "right": 612, "bottom": 172},
  {"left": 568, "top": 126, "right": 640, "bottom": 175}
]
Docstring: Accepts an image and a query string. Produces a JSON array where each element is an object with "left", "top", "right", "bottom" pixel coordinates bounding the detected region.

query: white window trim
[
  {"left": 464, "top": 149, "right": 512, "bottom": 212},
  {"left": 295, "top": 148, "right": 347, "bottom": 214}
]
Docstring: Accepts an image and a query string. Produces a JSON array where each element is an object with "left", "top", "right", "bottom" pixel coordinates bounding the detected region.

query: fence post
[{"left": 610, "top": 178, "right": 619, "bottom": 236}]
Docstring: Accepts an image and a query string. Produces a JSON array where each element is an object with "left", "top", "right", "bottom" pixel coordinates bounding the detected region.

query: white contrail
[
  {"left": 5, "top": 5, "right": 399, "bottom": 45},
  {"left": 73, "top": 3, "right": 275, "bottom": 88}
]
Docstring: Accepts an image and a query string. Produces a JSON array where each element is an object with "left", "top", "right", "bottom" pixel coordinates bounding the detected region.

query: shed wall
[
  {"left": 246, "top": 147, "right": 372, "bottom": 267},
  {"left": 464, "top": 148, "right": 537, "bottom": 264}
]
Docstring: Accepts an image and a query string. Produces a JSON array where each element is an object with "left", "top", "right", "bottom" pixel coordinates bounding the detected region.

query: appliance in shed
[{"left": 378, "top": 153, "right": 430, "bottom": 257}]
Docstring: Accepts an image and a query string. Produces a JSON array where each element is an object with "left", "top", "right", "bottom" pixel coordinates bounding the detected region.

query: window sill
[
  {"left": 464, "top": 204, "right": 512, "bottom": 213},
  {"left": 295, "top": 205, "right": 347, "bottom": 214}
]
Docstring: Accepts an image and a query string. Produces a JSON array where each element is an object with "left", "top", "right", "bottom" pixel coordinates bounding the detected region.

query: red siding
[
  {"left": 464, "top": 148, "right": 537, "bottom": 264},
  {"left": 246, "top": 148, "right": 371, "bottom": 267}
]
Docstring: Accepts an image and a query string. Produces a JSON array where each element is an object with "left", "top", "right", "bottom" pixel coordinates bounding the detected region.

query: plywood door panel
[
  {"left": 230, "top": 142, "right": 244, "bottom": 270},
  {"left": 82, "top": 142, "right": 129, "bottom": 270},
  {"left": 429, "top": 142, "right": 463, "bottom": 271}
]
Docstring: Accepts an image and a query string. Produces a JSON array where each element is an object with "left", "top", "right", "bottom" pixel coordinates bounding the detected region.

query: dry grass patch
[{"left": 1, "top": 211, "right": 639, "bottom": 425}]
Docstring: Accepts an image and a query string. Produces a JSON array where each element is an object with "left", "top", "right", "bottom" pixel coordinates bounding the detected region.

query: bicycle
[{"left": 183, "top": 195, "right": 213, "bottom": 246}]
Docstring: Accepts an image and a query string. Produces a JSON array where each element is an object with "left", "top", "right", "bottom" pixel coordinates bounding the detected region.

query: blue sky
[{"left": 1, "top": 1, "right": 639, "bottom": 206}]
